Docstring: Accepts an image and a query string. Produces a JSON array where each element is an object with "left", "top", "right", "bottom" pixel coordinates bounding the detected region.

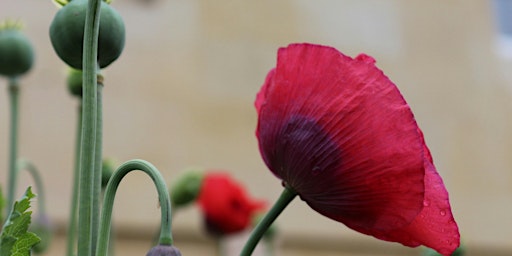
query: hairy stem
[
  {"left": 6, "top": 77, "right": 20, "bottom": 213},
  {"left": 77, "top": 0, "right": 101, "bottom": 254},
  {"left": 96, "top": 159, "right": 174, "bottom": 256},
  {"left": 91, "top": 79, "right": 103, "bottom": 252},
  {"left": 67, "top": 103, "right": 82, "bottom": 256}
]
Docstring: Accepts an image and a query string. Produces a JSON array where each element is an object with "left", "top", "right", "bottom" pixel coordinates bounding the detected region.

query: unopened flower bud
[
  {"left": 66, "top": 68, "right": 82, "bottom": 97},
  {"left": 170, "top": 169, "right": 204, "bottom": 208},
  {"left": 102, "top": 158, "right": 117, "bottom": 189},
  {"left": 146, "top": 245, "right": 182, "bottom": 256}
]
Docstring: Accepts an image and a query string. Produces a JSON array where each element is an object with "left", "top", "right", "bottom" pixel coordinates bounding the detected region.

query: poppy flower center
[{"left": 266, "top": 115, "right": 342, "bottom": 190}]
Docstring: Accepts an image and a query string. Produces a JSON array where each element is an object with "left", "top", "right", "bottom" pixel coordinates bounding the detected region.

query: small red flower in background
[
  {"left": 197, "top": 172, "right": 266, "bottom": 235},
  {"left": 255, "top": 43, "right": 459, "bottom": 255}
]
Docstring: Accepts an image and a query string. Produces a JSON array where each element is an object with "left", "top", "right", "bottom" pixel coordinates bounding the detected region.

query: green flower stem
[
  {"left": 66, "top": 103, "right": 82, "bottom": 256},
  {"left": 77, "top": 0, "right": 101, "bottom": 254},
  {"left": 6, "top": 77, "right": 20, "bottom": 214},
  {"left": 96, "top": 159, "right": 174, "bottom": 256},
  {"left": 91, "top": 80, "right": 103, "bottom": 252},
  {"left": 16, "top": 159, "right": 47, "bottom": 216},
  {"left": 216, "top": 238, "right": 226, "bottom": 256},
  {"left": 240, "top": 186, "right": 297, "bottom": 256}
]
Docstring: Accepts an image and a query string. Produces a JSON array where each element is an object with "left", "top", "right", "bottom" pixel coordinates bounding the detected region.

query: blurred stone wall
[{"left": 1, "top": 0, "right": 511, "bottom": 255}]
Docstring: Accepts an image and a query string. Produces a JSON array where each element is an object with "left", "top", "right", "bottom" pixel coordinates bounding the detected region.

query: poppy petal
[
  {"left": 255, "top": 68, "right": 275, "bottom": 113},
  {"left": 257, "top": 43, "right": 425, "bottom": 232},
  {"left": 362, "top": 158, "right": 460, "bottom": 256},
  {"left": 256, "top": 43, "right": 459, "bottom": 254},
  {"left": 197, "top": 172, "right": 266, "bottom": 235}
]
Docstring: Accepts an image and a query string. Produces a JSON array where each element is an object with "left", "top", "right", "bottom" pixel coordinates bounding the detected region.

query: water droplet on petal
[
  {"left": 423, "top": 200, "right": 430, "bottom": 207},
  {"left": 440, "top": 210, "right": 446, "bottom": 216}
]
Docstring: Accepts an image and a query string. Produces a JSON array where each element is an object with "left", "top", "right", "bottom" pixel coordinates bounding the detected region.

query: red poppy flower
[
  {"left": 255, "top": 43, "right": 459, "bottom": 255},
  {"left": 197, "top": 172, "right": 266, "bottom": 235}
]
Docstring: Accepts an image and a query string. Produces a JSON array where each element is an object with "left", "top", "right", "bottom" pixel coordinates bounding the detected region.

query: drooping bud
[{"left": 146, "top": 245, "right": 182, "bottom": 256}]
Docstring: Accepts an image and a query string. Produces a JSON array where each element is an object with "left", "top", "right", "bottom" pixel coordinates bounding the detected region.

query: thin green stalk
[
  {"left": 16, "top": 159, "right": 47, "bottom": 215},
  {"left": 240, "top": 186, "right": 297, "bottom": 256},
  {"left": 263, "top": 236, "right": 275, "bottom": 256},
  {"left": 91, "top": 80, "right": 103, "bottom": 252},
  {"left": 67, "top": 103, "right": 82, "bottom": 256},
  {"left": 6, "top": 77, "right": 20, "bottom": 214},
  {"left": 77, "top": 0, "right": 101, "bottom": 254},
  {"left": 216, "top": 238, "right": 226, "bottom": 256},
  {"left": 96, "top": 159, "right": 174, "bottom": 256}
]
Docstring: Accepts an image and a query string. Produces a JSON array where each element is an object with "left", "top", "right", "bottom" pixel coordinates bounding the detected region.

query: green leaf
[
  {"left": 0, "top": 187, "right": 41, "bottom": 256},
  {"left": 11, "top": 233, "right": 41, "bottom": 256}
]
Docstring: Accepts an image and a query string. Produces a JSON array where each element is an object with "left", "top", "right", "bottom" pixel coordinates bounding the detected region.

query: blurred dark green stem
[
  {"left": 6, "top": 77, "right": 20, "bottom": 214},
  {"left": 67, "top": 103, "right": 82, "bottom": 256},
  {"left": 96, "top": 159, "right": 174, "bottom": 256},
  {"left": 77, "top": 0, "right": 101, "bottom": 254},
  {"left": 240, "top": 186, "right": 297, "bottom": 256}
]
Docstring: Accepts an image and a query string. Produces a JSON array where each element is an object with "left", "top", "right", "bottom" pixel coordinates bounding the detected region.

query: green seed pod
[
  {"left": 66, "top": 68, "right": 83, "bottom": 97},
  {"left": 49, "top": 0, "right": 125, "bottom": 69},
  {"left": 0, "top": 23, "right": 34, "bottom": 77},
  {"left": 170, "top": 169, "right": 205, "bottom": 208},
  {"left": 101, "top": 158, "right": 117, "bottom": 189},
  {"left": 66, "top": 68, "right": 104, "bottom": 97}
]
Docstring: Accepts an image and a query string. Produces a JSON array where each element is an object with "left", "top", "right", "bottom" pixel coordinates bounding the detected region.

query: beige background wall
[{"left": 1, "top": 0, "right": 512, "bottom": 255}]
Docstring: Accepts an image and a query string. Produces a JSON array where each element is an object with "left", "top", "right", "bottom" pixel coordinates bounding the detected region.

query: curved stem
[
  {"left": 240, "top": 186, "right": 297, "bottom": 256},
  {"left": 96, "top": 159, "right": 174, "bottom": 256},
  {"left": 77, "top": 0, "right": 101, "bottom": 254},
  {"left": 6, "top": 77, "right": 20, "bottom": 213},
  {"left": 16, "top": 159, "right": 47, "bottom": 216},
  {"left": 67, "top": 103, "right": 82, "bottom": 256}
]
